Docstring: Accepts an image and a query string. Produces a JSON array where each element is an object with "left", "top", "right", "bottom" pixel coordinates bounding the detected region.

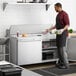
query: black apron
[{"left": 56, "top": 14, "right": 67, "bottom": 47}]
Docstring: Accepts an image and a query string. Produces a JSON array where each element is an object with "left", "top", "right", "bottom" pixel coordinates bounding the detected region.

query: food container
[{"left": 22, "top": 33, "right": 28, "bottom": 37}]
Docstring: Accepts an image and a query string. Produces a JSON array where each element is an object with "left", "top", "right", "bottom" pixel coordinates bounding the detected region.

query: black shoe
[
  {"left": 55, "top": 62, "right": 63, "bottom": 68},
  {"left": 58, "top": 65, "right": 69, "bottom": 69},
  {"left": 55, "top": 63, "right": 60, "bottom": 67}
]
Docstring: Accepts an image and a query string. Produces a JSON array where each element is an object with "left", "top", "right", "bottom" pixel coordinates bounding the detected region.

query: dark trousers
[
  {"left": 56, "top": 31, "right": 69, "bottom": 67},
  {"left": 57, "top": 46, "right": 69, "bottom": 67}
]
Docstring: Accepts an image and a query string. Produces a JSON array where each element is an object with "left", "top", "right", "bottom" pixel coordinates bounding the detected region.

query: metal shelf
[
  {"left": 42, "top": 50, "right": 55, "bottom": 53},
  {"left": 0, "top": 54, "right": 9, "bottom": 55},
  {"left": 42, "top": 46, "right": 57, "bottom": 50},
  {"left": 5, "top": 3, "right": 50, "bottom": 5},
  {"left": 0, "top": 38, "right": 10, "bottom": 61},
  {"left": 42, "top": 59, "right": 58, "bottom": 63},
  {"left": 2, "top": 2, "right": 51, "bottom": 11}
]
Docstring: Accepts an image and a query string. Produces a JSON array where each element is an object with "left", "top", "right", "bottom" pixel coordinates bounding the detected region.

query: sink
[{"left": 0, "top": 37, "right": 9, "bottom": 45}]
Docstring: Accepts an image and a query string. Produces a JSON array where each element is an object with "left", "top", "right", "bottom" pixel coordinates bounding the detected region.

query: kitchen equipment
[
  {"left": 9, "top": 25, "right": 42, "bottom": 65},
  {"left": 67, "top": 37, "right": 76, "bottom": 61},
  {"left": 6, "top": 25, "right": 57, "bottom": 65},
  {"left": 0, "top": 37, "right": 10, "bottom": 61},
  {"left": 42, "top": 52, "right": 54, "bottom": 60},
  {"left": 0, "top": 64, "right": 22, "bottom": 76},
  {"left": 0, "top": 61, "right": 42, "bottom": 76},
  {"left": 0, "top": 64, "right": 13, "bottom": 68},
  {"left": 0, "top": 37, "right": 9, "bottom": 45},
  {"left": 10, "top": 36, "right": 42, "bottom": 65}
]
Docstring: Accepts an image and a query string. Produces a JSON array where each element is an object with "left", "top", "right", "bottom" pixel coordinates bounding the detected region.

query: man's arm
[
  {"left": 59, "top": 13, "right": 70, "bottom": 34},
  {"left": 63, "top": 25, "right": 69, "bottom": 31},
  {"left": 42, "top": 26, "right": 56, "bottom": 34},
  {"left": 47, "top": 26, "right": 56, "bottom": 32},
  {"left": 63, "top": 13, "right": 70, "bottom": 31},
  {"left": 59, "top": 25, "right": 69, "bottom": 34}
]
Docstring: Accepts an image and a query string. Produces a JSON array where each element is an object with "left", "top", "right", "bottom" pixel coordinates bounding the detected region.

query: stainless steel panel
[{"left": 67, "top": 38, "right": 76, "bottom": 60}]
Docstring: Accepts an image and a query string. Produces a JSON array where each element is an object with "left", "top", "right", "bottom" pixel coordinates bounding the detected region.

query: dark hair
[{"left": 55, "top": 3, "right": 62, "bottom": 8}]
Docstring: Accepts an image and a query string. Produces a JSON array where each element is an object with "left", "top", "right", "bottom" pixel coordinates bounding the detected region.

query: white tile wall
[
  {"left": 0, "top": 2, "right": 52, "bottom": 37},
  {"left": 0, "top": 0, "right": 76, "bottom": 37}
]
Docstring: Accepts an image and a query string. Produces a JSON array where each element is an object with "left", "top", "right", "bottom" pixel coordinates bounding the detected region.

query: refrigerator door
[{"left": 18, "top": 40, "right": 42, "bottom": 65}]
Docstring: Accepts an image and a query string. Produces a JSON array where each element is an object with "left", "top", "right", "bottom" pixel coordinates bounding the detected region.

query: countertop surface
[{"left": 69, "top": 33, "right": 76, "bottom": 37}]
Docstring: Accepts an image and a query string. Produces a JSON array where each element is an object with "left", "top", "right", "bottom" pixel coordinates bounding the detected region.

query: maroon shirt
[{"left": 56, "top": 10, "right": 70, "bottom": 36}]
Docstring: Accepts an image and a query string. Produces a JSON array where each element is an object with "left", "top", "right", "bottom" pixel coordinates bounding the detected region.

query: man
[{"left": 44, "top": 3, "right": 70, "bottom": 69}]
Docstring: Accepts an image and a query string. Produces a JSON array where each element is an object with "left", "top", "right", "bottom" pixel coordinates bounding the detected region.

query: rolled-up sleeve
[{"left": 63, "top": 13, "right": 70, "bottom": 26}]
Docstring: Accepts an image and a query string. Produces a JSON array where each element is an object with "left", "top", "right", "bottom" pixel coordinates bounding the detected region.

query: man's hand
[
  {"left": 55, "top": 29, "right": 64, "bottom": 35},
  {"left": 60, "top": 29, "right": 64, "bottom": 33},
  {"left": 42, "top": 25, "right": 56, "bottom": 35},
  {"left": 42, "top": 29, "right": 49, "bottom": 34}
]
